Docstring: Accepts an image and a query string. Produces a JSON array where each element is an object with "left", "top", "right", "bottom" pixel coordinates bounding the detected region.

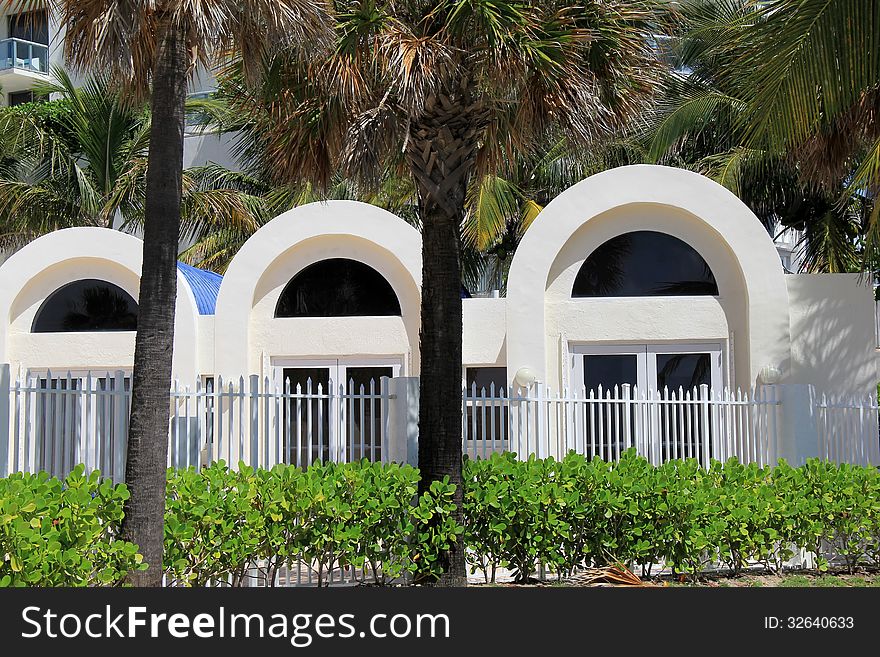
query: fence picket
[{"left": 6, "top": 370, "right": 880, "bottom": 480}]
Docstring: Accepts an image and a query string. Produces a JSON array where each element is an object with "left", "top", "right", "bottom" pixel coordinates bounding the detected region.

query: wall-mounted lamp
[
  {"left": 513, "top": 366, "right": 538, "bottom": 389},
  {"left": 758, "top": 365, "right": 782, "bottom": 385}
]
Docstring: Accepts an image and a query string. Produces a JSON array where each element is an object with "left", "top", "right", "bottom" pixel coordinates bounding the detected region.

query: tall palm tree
[
  {"left": 6, "top": 0, "right": 333, "bottom": 586},
  {"left": 643, "top": 0, "right": 877, "bottom": 272},
  {"left": 0, "top": 69, "right": 265, "bottom": 255},
  {"left": 731, "top": 0, "right": 879, "bottom": 261},
  {"left": 223, "top": 0, "right": 669, "bottom": 584}
]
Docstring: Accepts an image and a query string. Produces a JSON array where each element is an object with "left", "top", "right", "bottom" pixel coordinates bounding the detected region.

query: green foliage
[
  {"left": 5, "top": 453, "right": 879, "bottom": 586},
  {"left": 163, "top": 460, "right": 462, "bottom": 586},
  {"left": 0, "top": 466, "right": 144, "bottom": 587},
  {"left": 464, "top": 450, "right": 880, "bottom": 581},
  {"left": 164, "top": 463, "right": 265, "bottom": 586}
]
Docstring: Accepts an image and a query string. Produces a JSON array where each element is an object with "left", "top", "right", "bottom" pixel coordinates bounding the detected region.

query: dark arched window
[
  {"left": 572, "top": 231, "right": 718, "bottom": 297},
  {"left": 32, "top": 279, "right": 138, "bottom": 332},
  {"left": 275, "top": 258, "right": 402, "bottom": 317}
]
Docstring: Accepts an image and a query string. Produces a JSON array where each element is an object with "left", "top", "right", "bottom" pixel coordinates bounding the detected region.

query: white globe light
[
  {"left": 513, "top": 366, "right": 538, "bottom": 388},
  {"left": 758, "top": 365, "right": 782, "bottom": 385}
]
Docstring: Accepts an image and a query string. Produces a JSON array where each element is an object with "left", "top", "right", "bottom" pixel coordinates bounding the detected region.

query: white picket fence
[
  {"left": 2, "top": 366, "right": 879, "bottom": 482},
  {"left": 814, "top": 391, "right": 880, "bottom": 465},
  {"left": 462, "top": 383, "right": 784, "bottom": 468}
]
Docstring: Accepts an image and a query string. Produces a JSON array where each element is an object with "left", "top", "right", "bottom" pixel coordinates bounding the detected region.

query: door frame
[
  {"left": 270, "top": 356, "right": 402, "bottom": 391},
  {"left": 647, "top": 343, "right": 723, "bottom": 394}
]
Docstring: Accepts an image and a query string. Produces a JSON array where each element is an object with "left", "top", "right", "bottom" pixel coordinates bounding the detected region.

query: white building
[
  {"left": 1, "top": 165, "right": 878, "bottom": 477},
  {"left": 0, "top": 165, "right": 875, "bottom": 395},
  {"left": 0, "top": 4, "right": 236, "bottom": 170}
]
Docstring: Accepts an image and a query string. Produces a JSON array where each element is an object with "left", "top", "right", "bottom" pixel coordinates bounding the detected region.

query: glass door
[
  {"left": 277, "top": 358, "right": 400, "bottom": 465},
  {"left": 344, "top": 365, "right": 394, "bottom": 462},
  {"left": 570, "top": 343, "right": 723, "bottom": 462},
  {"left": 570, "top": 346, "right": 648, "bottom": 460},
  {"left": 282, "top": 365, "right": 332, "bottom": 465},
  {"left": 647, "top": 344, "right": 721, "bottom": 462}
]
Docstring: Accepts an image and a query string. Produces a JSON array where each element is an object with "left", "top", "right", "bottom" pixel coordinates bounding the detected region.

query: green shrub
[
  {"left": 164, "top": 462, "right": 264, "bottom": 586},
  {"left": 0, "top": 466, "right": 144, "bottom": 586},
  {"left": 793, "top": 460, "right": 880, "bottom": 572},
  {"left": 5, "top": 452, "right": 880, "bottom": 587},
  {"left": 164, "top": 460, "right": 461, "bottom": 586},
  {"left": 463, "top": 451, "right": 880, "bottom": 580},
  {"left": 463, "top": 453, "right": 577, "bottom": 582}
]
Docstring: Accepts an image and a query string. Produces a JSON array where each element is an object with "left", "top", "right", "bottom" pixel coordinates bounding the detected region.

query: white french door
[
  {"left": 569, "top": 343, "right": 723, "bottom": 462},
  {"left": 272, "top": 357, "right": 401, "bottom": 464},
  {"left": 570, "top": 343, "right": 723, "bottom": 395}
]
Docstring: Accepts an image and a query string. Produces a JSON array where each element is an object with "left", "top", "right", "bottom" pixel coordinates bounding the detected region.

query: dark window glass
[
  {"left": 8, "top": 90, "right": 33, "bottom": 106},
  {"left": 34, "top": 375, "right": 130, "bottom": 479},
  {"left": 282, "top": 367, "right": 331, "bottom": 466},
  {"left": 32, "top": 279, "right": 138, "bottom": 333},
  {"left": 466, "top": 367, "right": 507, "bottom": 393},
  {"left": 583, "top": 355, "right": 638, "bottom": 392},
  {"left": 8, "top": 11, "right": 49, "bottom": 45},
  {"left": 581, "top": 355, "right": 639, "bottom": 460},
  {"left": 275, "top": 258, "right": 401, "bottom": 318},
  {"left": 345, "top": 366, "right": 393, "bottom": 462},
  {"left": 655, "top": 353, "right": 714, "bottom": 462},
  {"left": 464, "top": 367, "right": 508, "bottom": 445},
  {"left": 572, "top": 231, "right": 718, "bottom": 297},
  {"left": 656, "top": 353, "right": 711, "bottom": 393}
]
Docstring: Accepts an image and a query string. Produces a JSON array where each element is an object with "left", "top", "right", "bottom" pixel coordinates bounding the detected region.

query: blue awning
[{"left": 177, "top": 262, "right": 222, "bottom": 315}]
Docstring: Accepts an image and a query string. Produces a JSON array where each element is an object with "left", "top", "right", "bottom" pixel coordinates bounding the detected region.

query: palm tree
[
  {"left": 643, "top": 0, "right": 876, "bottom": 272},
  {"left": 0, "top": 69, "right": 265, "bottom": 255},
  {"left": 222, "top": 0, "right": 669, "bottom": 584},
  {"left": 6, "top": 0, "right": 333, "bottom": 586}
]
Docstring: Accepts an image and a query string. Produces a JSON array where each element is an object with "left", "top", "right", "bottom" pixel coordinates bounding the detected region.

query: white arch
[
  {"left": 0, "top": 227, "right": 201, "bottom": 384},
  {"left": 214, "top": 200, "right": 422, "bottom": 376},
  {"left": 506, "top": 165, "right": 791, "bottom": 388}
]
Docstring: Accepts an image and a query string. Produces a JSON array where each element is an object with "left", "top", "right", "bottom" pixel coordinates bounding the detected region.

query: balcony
[{"left": 0, "top": 38, "right": 49, "bottom": 92}]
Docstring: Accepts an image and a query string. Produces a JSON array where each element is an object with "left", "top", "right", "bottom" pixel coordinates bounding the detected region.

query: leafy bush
[
  {"left": 4, "top": 452, "right": 879, "bottom": 587},
  {"left": 164, "top": 463, "right": 264, "bottom": 586},
  {"left": 164, "top": 460, "right": 462, "bottom": 586},
  {"left": 463, "top": 450, "right": 880, "bottom": 580},
  {"left": 0, "top": 466, "right": 144, "bottom": 586},
  {"left": 791, "top": 460, "right": 880, "bottom": 572}
]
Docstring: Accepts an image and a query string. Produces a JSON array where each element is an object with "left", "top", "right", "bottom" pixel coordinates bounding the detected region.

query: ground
[
  {"left": 467, "top": 567, "right": 880, "bottom": 587},
  {"left": 670, "top": 572, "right": 880, "bottom": 587}
]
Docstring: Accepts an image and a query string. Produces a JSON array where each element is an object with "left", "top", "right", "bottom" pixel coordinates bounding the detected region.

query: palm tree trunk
[
  {"left": 408, "top": 93, "right": 482, "bottom": 587},
  {"left": 121, "top": 19, "right": 188, "bottom": 587}
]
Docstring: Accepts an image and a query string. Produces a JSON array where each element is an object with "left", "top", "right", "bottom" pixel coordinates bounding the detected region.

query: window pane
[
  {"left": 8, "top": 11, "right": 49, "bottom": 45},
  {"left": 655, "top": 353, "right": 713, "bottom": 462},
  {"left": 656, "top": 353, "right": 711, "bottom": 392},
  {"left": 32, "top": 279, "right": 138, "bottom": 333},
  {"left": 345, "top": 366, "right": 392, "bottom": 462},
  {"left": 275, "top": 258, "right": 401, "bottom": 317},
  {"left": 282, "top": 367, "right": 331, "bottom": 465},
  {"left": 573, "top": 231, "right": 718, "bottom": 297},
  {"left": 583, "top": 355, "right": 638, "bottom": 392},
  {"left": 464, "top": 367, "right": 508, "bottom": 445},
  {"left": 466, "top": 367, "right": 507, "bottom": 392}
]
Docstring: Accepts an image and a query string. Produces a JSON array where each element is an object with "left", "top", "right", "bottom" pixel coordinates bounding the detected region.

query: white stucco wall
[
  {"left": 506, "top": 165, "right": 791, "bottom": 390},
  {"left": 214, "top": 201, "right": 422, "bottom": 378},
  {"left": 0, "top": 228, "right": 201, "bottom": 385},
  {"left": 463, "top": 298, "right": 507, "bottom": 367},
  {"left": 787, "top": 274, "right": 878, "bottom": 396}
]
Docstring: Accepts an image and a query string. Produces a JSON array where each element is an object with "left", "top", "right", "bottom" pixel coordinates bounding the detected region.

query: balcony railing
[{"left": 0, "top": 38, "right": 49, "bottom": 75}]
